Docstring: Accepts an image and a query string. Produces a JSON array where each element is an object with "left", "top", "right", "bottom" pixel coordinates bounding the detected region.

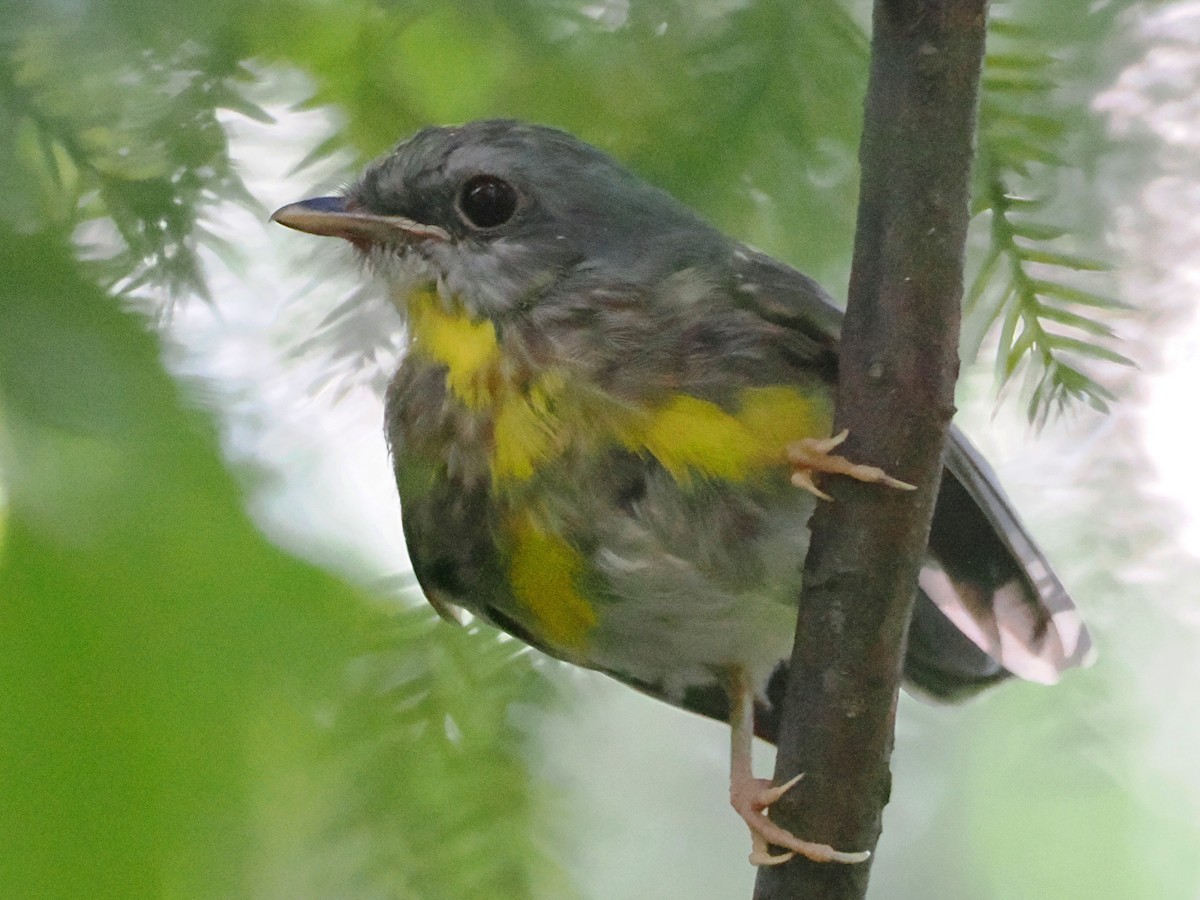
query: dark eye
[{"left": 457, "top": 175, "right": 518, "bottom": 229}]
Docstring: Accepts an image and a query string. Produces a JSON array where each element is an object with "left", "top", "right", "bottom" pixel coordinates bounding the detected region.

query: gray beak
[{"left": 270, "top": 196, "right": 450, "bottom": 243}]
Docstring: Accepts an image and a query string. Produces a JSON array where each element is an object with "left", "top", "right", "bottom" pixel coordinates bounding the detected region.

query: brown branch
[{"left": 752, "top": 2, "right": 988, "bottom": 898}]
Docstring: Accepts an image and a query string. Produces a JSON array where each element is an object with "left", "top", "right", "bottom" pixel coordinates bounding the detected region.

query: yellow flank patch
[
  {"left": 405, "top": 287, "right": 501, "bottom": 409},
  {"left": 633, "top": 394, "right": 761, "bottom": 482},
  {"left": 626, "top": 386, "right": 832, "bottom": 483},
  {"left": 508, "top": 514, "right": 597, "bottom": 652},
  {"left": 737, "top": 385, "right": 833, "bottom": 453}
]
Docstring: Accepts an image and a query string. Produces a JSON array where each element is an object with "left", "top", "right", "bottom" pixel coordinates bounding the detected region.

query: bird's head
[{"left": 271, "top": 119, "right": 728, "bottom": 320}]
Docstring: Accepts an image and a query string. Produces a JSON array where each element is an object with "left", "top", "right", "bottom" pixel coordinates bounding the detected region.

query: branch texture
[{"left": 754, "top": 2, "right": 988, "bottom": 898}]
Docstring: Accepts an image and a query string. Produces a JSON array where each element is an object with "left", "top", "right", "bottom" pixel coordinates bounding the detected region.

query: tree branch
[{"left": 753, "top": 2, "right": 987, "bottom": 898}]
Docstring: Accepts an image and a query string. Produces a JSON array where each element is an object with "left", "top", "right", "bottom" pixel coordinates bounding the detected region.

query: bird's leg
[
  {"left": 726, "top": 667, "right": 871, "bottom": 866},
  {"left": 787, "top": 429, "right": 916, "bottom": 501}
]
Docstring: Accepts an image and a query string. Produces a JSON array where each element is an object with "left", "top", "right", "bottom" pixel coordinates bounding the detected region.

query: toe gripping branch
[
  {"left": 788, "top": 430, "right": 915, "bottom": 502},
  {"left": 726, "top": 668, "right": 871, "bottom": 866}
]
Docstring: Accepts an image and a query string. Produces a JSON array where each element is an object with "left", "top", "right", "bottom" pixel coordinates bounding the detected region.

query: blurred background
[{"left": 2, "top": 1, "right": 1198, "bottom": 897}]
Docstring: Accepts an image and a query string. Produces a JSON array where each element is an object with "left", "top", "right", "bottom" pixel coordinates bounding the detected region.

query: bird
[{"left": 271, "top": 119, "right": 1093, "bottom": 866}]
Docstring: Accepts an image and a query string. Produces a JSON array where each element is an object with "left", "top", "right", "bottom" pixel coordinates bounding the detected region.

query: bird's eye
[{"left": 457, "top": 175, "right": 518, "bottom": 229}]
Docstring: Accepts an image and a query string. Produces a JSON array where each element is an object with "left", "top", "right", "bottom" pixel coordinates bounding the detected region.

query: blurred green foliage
[
  {"left": 971, "top": 19, "right": 1134, "bottom": 424},
  {"left": 0, "top": 0, "right": 1184, "bottom": 898},
  {"left": 0, "top": 232, "right": 563, "bottom": 898},
  {"left": 0, "top": 230, "right": 355, "bottom": 897}
]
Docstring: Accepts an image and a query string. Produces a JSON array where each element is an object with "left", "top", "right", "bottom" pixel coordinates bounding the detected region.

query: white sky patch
[
  {"left": 1090, "top": 0, "right": 1200, "bottom": 826},
  {"left": 1096, "top": 1, "right": 1200, "bottom": 557},
  {"left": 1143, "top": 326, "right": 1200, "bottom": 557}
]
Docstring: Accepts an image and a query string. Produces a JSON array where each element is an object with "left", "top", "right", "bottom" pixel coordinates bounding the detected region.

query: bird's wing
[
  {"left": 728, "top": 245, "right": 842, "bottom": 376},
  {"left": 730, "top": 245, "right": 1093, "bottom": 706}
]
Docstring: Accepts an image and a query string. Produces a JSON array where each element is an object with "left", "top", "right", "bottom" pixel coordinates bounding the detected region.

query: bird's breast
[
  {"left": 388, "top": 285, "right": 835, "bottom": 667},
  {"left": 395, "top": 286, "right": 836, "bottom": 491}
]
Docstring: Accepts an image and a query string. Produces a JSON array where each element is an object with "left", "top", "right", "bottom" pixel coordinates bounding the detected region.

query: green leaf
[
  {"left": 965, "top": 245, "right": 1002, "bottom": 311},
  {"left": 985, "top": 51, "right": 1054, "bottom": 72},
  {"left": 1028, "top": 278, "right": 1130, "bottom": 309},
  {"left": 291, "top": 131, "right": 349, "bottom": 176},
  {"left": 1008, "top": 221, "right": 1070, "bottom": 241},
  {"left": 999, "top": 194, "right": 1047, "bottom": 211},
  {"left": 211, "top": 83, "right": 276, "bottom": 124},
  {"left": 995, "top": 299, "right": 1023, "bottom": 384},
  {"left": 984, "top": 71, "right": 1057, "bottom": 93},
  {"left": 1055, "top": 362, "right": 1117, "bottom": 401},
  {"left": 0, "top": 230, "right": 356, "bottom": 898},
  {"left": 1047, "top": 334, "right": 1137, "bottom": 367},
  {"left": 1005, "top": 321, "right": 1038, "bottom": 376},
  {"left": 1034, "top": 303, "right": 1117, "bottom": 337},
  {"left": 986, "top": 18, "right": 1045, "bottom": 41},
  {"left": 1019, "top": 247, "right": 1112, "bottom": 271}
]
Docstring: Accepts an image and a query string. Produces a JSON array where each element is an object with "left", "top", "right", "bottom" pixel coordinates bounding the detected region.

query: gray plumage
[{"left": 277, "top": 119, "right": 1093, "bottom": 742}]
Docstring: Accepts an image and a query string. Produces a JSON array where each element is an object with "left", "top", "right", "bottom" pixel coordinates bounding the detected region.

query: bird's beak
[{"left": 270, "top": 196, "right": 450, "bottom": 244}]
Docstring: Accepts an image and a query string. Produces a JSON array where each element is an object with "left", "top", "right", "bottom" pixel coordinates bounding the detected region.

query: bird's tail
[{"left": 903, "top": 427, "right": 1094, "bottom": 701}]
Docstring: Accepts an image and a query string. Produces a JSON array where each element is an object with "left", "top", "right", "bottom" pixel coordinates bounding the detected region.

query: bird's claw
[
  {"left": 731, "top": 772, "right": 871, "bottom": 867},
  {"left": 788, "top": 429, "right": 916, "bottom": 500}
]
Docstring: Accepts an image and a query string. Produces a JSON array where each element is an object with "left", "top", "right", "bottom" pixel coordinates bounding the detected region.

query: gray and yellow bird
[{"left": 272, "top": 119, "right": 1093, "bottom": 866}]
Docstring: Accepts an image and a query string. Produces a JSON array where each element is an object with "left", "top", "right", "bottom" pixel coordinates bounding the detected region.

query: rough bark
[{"left": 752, "top": 2, "right": 988, "bottom": 898}]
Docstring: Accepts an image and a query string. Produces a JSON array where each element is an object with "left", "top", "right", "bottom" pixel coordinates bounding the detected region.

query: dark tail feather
[
  {"left": 903, "top": 591, "right": 1010, "bottom": 700},
  {"left": 908, "top": 427, "right": 1093, "bottom": 700}
]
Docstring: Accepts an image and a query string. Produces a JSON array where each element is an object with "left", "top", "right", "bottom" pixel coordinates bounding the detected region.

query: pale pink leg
[{"left": 727, "top": 668, "right": 871, "bottom": 867}]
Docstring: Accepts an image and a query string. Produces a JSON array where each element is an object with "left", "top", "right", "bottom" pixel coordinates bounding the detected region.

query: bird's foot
[
  {"left": 730, "top": 771, "right": 871, "bottom": 866},
  {"left": 787, "top": 429, "right": 916, "bottom": 501}
]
